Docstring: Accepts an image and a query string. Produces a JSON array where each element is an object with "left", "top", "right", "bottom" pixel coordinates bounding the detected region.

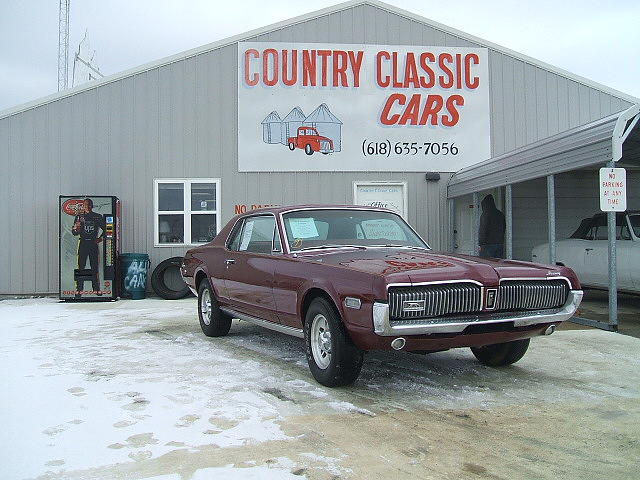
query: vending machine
[{"left": 59, "top": 196, "right": 121, "bottom": 301}]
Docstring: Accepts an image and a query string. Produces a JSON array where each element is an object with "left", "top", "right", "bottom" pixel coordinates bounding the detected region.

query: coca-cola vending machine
[{"left": 59, "top": 196, "right": 121, "bottom": 301}]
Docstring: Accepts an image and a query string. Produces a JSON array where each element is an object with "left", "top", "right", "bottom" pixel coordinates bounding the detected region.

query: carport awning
[{"left": 448, "top": 104, "right": 640, "bottom": 198}]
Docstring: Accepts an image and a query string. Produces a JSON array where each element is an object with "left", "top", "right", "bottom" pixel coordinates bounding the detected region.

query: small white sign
[
  {"left": 599, "top": 168, "right": 627, "bottom": 212},
  {"left": 353, "top": 181, "right": 407, "bottom": 218}
]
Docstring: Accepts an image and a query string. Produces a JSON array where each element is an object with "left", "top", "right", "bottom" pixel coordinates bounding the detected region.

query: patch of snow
[
  {"left": 1, "top": 298, "right": 639, "bottom": 479},
  {"left": 191, "top": 464, "right": 302, "bottom": 480}
]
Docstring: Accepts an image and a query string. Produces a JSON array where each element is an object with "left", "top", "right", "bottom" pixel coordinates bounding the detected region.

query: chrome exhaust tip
[
  {"left": 544, "top": 325, "right": 556, "bottom": 336},
  {"left": 391, "top": 337, "right": 406, "bottom": 350}
]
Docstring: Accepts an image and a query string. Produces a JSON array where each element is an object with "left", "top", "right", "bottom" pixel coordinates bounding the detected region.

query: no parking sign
[{"left": 599, "top": 168, "right": 627, "bottom": 212}]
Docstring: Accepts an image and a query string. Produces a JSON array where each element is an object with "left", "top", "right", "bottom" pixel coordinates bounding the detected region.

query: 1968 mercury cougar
[{"left": 181, "top": 205, "right": 583, "bottom": 387}]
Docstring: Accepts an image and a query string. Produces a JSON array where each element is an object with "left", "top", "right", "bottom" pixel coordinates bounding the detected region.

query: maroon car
[{"left": 181, "top": 205, "right": 583, "bottom": 387}]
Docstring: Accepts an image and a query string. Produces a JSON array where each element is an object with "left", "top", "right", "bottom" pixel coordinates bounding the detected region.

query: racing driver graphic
[{"left": 72, "top": 198, "right": 105, "bottom": 294}]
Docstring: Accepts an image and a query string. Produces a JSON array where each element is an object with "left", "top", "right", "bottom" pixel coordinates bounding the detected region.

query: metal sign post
[{"left": 600, "top": 166, "right": 626, "bottom": 331}]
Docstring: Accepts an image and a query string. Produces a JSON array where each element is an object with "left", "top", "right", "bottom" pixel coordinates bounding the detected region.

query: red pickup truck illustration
[{"left": 288, "top": 127, "right": 334, "bottom": 155}]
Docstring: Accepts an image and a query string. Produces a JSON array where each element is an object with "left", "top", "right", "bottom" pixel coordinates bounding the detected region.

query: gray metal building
[{"left": 0, "top": 0, "right": 637, "bottom": 295}]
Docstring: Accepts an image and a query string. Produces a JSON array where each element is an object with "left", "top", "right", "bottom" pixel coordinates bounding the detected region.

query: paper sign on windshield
[
  {"left": 289, "top": 218, "right": 319, "bottom": 238},
  {"left": 362, "top": 219, "right": 406, "bottom": 240}
]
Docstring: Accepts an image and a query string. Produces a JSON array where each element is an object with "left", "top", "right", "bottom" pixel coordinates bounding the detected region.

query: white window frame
[
  {"left": 153, "top": 178, "right": 221, "bottom": 247},
  {"left": 353, "top": 181, "right": 408, "bottom": 219}
]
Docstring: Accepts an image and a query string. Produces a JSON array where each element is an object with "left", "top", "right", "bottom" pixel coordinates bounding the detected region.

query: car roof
[{"left": 245, "top": 204, "right": 398, "bottom": 215}]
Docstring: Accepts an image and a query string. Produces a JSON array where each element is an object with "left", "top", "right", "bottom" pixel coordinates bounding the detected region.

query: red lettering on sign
[
  {"left": 376, "top": 51, "right": 391, "bottom": 87},
  {"left": 244, "top": 49, "right": 259, "bottom": 86}
]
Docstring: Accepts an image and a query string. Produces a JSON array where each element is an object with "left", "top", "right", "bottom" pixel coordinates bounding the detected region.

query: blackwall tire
[
  {"left": 151, "top": 257, "right": 191, "bottom": 299},
  {"left": 304, "top": 297, "right": 363, "bottom": 387},
  {"left": 470, "top": 338, "right": 530, "bottom": 367},
  {"left": 304, "top": 144, "right": 314, "bottom": 155},
  {"left": 288, "top": 142, "right": 295, "bottom": 151},
  {"left": 197, "top": 279, "right": 232, "bottom": 337}
]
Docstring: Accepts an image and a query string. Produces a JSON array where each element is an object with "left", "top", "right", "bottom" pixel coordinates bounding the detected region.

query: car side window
[
  {"left": 273, "top": 225, "right": 282, "bottom": 253},
  {"left": 236, "top": 215, "right": 277, "bottom": 254},
  {"left": 620, "top": 223, "right": 632, "bottom": 240},
  {"left": 227, "top": 219, "right": 244, "bottom": 251},
  {"left": 593, "top": 226, "right": 608, "bottom": 240},
  {"left": 589, "top": 225, "right": 629, "bottom": 241}
]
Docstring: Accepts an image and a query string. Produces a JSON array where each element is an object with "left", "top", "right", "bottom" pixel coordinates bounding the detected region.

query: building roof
[
  {"left": 305, "top": 103, "right": 342, "bottom": 124},
  {"left": 447, "top": 104, "right": 640, "bottom": 198},
  {"left": 1, "top": 0, "right": 638, "bottom": 121},
  {"left": 261, "top": 111, "right": 282, "bottom": 124},
  {"left": 282, "top": 107, "right": 306, "bottom": 122}
]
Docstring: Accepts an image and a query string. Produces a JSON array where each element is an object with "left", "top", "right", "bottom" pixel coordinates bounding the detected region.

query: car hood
[{"left": 298, "top": 248, "right": 566, "bottom": 286}]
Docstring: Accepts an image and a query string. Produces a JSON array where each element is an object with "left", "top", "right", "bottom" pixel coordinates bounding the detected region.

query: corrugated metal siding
[
  {"left": 512, "top": 171, "right": 640, "bottom": 261},
  {"left": 0, "top": 3, "right": 633, "bottom": 293}
]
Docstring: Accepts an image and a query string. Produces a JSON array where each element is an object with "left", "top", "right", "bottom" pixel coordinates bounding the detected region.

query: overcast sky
[{"left": 1, "top": 0, "right": 638, "bottom": 112}]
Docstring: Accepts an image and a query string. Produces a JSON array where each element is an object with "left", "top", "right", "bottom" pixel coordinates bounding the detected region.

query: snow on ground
[{"left": 1, "top": 297, "right": 639, "bottom": 479}]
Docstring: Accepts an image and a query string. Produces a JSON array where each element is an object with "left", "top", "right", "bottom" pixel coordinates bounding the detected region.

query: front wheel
[
  {"left": 288, "top": 142, "right": 295, "bottom": 151},
  {"left": 304, "top": 144, "right": 314, "bottom": 155},
  {"left": 470, "top": 338, "right": 530, "bottom": 366},
  {"left": 304, "top": 298, "right": 363, "bottom": 387},
  {"left": 198, "top": 279, "right": 232, "bottom": 337}
]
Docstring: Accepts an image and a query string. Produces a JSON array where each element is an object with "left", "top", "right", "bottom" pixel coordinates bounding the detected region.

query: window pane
[
  {"left": 273, "top": 225, "right": 282, "bottom": 252},
  {"left": 159, "top": 183, "right": 184, "bottom": 211},
  {"left": 282, "top": 209, "right": 428, "bottom": 251},
  {"left": 239, "top": 216, "right": 276, "bottom": 253},
  {"left": 191, "top": 214, "right": 217, "bottom": 243},
  {"left": 630, "top": 215, "right": 640, "bottom": 237},
  {"left": 228, "top": 220, "right": 244, "bottom": 251},
  {"left": 191, "top": 183, "right": 216, "bottom": 211},
  {"left": 158, "top": 214, "right": 184, "bottom": 243}
]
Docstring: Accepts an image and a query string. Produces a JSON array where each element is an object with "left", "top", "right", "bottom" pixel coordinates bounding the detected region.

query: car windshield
[
  {"left": 630, "top": 214, "right": 640, "bottom": 238},
  {"left": 282, "top": 209, "right": 429, "bottom": 251}
]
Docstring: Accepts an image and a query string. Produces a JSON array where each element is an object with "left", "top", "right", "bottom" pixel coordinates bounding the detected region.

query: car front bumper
[{"left": 372, "top": 290, "right": 583, "bottom": 336}]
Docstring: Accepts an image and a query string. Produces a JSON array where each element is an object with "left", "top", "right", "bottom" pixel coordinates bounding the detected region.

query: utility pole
[{"left": 58, "top": 0, "right": 70, "bottom": 91}]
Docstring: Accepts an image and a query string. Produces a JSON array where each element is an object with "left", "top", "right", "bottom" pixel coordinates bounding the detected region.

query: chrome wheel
[
  {"left": 200, "top": 288, "right": 212, "bottom": 326},
  {"left": 311, "top": 313, "right": 332, "bottom": 369}
]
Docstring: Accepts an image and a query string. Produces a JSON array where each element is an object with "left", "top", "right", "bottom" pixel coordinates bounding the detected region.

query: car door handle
[
  {"left": 585, "top": 248, "right": 594, "bottom": 252},
  {"left": 225, "top": 259, "right": 235, "bottom": 265}
]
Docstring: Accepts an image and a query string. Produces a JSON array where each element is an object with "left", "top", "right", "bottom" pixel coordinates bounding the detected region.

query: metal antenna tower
[{"left": 58, "top": 0, "right": 70, "bottom": 91}]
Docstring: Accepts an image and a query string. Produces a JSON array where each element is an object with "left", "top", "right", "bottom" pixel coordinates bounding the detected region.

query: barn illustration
[
  {"left": 280, "top": 107, "right": 306, "bottom": 145},
  {"left": 261, "top": 111, "right": 282, "bottom": 144},
  {"left": 303, "top": 103, "right": 342, "bottom": 152},
  {"left": 261, "top": 103, "right": 342, "bottom": 155}
]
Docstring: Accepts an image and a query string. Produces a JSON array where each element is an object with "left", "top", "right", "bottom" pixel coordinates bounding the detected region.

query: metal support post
[
  {"left": 505, "top": 184, "right": 513, "bottom": 259},
  {"left": 472, "top": 192, "right": 480, "bottom": 256},
  {"left": 606, "top": 161, "right": 618, "bottom": 330},
  {"left": 547, "top": 175, "right": 556, "bottom": 265},
  {"left": 448, "top": 198, "right": 455, "bottom": 253}
]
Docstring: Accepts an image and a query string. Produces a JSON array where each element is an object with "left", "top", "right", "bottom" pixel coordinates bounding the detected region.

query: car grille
[
  {"left": 389, "top": 283, "right": 482, "bottom": 320},
  {"left": 388, "top": 280, "right": 570, "bottom": 320},
  {"left": 497, "top": 280, "right": 568, "bottom": 311},
  {"left": 320, "top": 140, "right": 332, "bottom": 151}
]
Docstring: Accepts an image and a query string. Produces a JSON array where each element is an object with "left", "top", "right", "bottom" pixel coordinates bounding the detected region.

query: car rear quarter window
[{"left": 235, "top": 215, "right": 277, "bottom": 254}]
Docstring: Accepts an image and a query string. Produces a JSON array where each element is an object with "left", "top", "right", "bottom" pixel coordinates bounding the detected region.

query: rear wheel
[
  {"left": 470, "top": 338, "right": 530, "bottom": 366},
  {"left": 198, "top": 279, "right": 232, "bottom": 337},
  {"left": 304, "top": 298, "right": 363, "bottom": 387},
  {"left": 304, "top": 144, "right": 314, "bottom": 155}
]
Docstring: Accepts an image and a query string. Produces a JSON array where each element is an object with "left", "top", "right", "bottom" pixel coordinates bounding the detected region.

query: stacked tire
[{"left": 151, "top": 257, "right": 192, "bottom": 300}]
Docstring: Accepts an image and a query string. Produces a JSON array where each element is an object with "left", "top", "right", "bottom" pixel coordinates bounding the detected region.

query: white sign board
[
  {"left": 599, "top": 168, "right": 627, "bottom": 212},
  {"left": 238, "top": 42, "right": 490, "bottom": 172},
  {"left": 353, "top": 182, "right": 407, "bottom": 218}
]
